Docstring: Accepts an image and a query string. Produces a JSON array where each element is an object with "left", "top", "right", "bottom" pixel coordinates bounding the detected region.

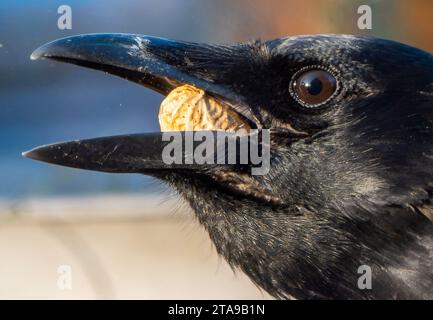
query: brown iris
[{"left": 292, "top": 69, "right": 337, "bottom": 107}]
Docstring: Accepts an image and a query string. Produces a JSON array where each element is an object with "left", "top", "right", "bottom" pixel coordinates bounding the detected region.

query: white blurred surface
[{"left": 0, "top": 195, "right": 272, "bottom": 299}]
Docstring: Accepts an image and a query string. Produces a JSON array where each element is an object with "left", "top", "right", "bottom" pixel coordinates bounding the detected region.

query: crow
[{"left": 24, "top": 34, "right": 433, "bottom": 299}]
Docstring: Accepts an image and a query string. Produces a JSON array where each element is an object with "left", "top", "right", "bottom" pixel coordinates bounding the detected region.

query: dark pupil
[{"left": 304, "top": 77, "right": 322, "bottom": 96}]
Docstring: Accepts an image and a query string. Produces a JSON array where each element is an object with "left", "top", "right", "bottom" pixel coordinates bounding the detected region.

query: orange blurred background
[{"left": 213, "top": 0, "right": 433, "bottom": 53}]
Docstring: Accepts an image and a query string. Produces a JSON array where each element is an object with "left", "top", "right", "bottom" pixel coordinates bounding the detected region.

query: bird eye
[{"left": 290, "top": 68, "right": 337, "bottom": 108}]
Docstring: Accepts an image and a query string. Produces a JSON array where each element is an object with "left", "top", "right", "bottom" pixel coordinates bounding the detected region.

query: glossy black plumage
[{"left": 25, "top": 34, "right": 433, "bottom": 299}]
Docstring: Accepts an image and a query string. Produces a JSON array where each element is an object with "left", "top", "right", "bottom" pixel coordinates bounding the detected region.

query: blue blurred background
[{"left": 1, "top": 0, "right": 432, "bottom": 199}]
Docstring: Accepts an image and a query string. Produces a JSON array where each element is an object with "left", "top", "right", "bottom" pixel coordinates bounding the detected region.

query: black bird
[{"left": 24, "top": 34, "right": 433, "bottom": 299}]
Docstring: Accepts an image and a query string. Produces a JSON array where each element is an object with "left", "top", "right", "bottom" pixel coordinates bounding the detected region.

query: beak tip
[
  {"left": 22, "top": 147, "right": 49, "bottom": 162},
  {"left": 22, "top": 149, "right": 37, "bottom": 160},
  {"left": 30, "top": 52, "right": 39, "bottom": 60},
  {"left": 30, "top": 46, "right": 46, "bottom": 60}
]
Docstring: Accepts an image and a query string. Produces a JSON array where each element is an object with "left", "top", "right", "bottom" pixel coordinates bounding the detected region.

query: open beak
[{"left": 23, "top": 34, "right": 261, "bottom": 174}]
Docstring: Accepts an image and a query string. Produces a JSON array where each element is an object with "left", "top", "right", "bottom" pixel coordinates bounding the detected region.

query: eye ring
[{"left": 289, "top": 65, "right": 340, "bottom": 109}]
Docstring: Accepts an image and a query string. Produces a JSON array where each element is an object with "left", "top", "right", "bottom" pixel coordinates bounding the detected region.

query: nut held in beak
[{"left": 158, "top": 85, "right": 251, "bottom": 132}]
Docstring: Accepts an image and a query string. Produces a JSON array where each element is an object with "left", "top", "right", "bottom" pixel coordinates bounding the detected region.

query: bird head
[{"left": 24, "top": 34, "right": 433, "bottom": 299}]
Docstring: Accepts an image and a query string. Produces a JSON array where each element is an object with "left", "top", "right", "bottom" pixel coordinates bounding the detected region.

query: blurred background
[{"left": 0, "top": 0, "right": 432, "bottom": 299}]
